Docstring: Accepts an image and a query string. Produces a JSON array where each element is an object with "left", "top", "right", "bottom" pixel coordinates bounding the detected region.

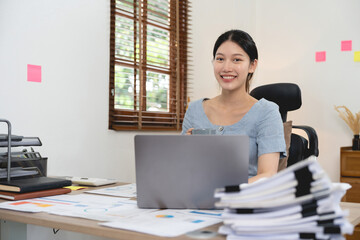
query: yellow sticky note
[
  {"left": 65, "top": 186, "right": 88, "bottom": 191},
  {"left": 355, "top": 51, "right": 360, "bottom": 62}
]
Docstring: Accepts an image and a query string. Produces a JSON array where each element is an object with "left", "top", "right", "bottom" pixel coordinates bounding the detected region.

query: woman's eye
[
  {"left": 233, "top": 58, "right": 242, "bottom": 62},
  {"left": 215, "top": 57, "right": 224, "bottom": 61}
]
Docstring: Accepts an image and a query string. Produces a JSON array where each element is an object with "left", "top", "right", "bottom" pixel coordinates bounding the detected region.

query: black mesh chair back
[{"left": 250, "top": 83, "right": 319, "bottom": 167}]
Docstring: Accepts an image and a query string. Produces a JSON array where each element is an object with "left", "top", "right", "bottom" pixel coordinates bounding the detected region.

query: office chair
[{"left": 250, "top": 83, "right": 319, "bottom": 167}]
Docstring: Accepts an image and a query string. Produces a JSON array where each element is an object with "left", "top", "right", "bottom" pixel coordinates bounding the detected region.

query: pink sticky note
[
  {"left": 341, "top": 40, "right": 352, "bottom": 51},
  {"left": 315, "top": 51, "right": 326, "bottom": 62},
  {"left": 27, "top": 64, "right": 42, "bottom": 83}
]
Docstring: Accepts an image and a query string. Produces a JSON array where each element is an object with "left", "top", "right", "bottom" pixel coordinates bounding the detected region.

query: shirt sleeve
[
  {"left": 256, "top": 103, "right": 286, "bottom": 158},
  {"left": 181, "top": 102, "right": 194, "bottom": 135}
]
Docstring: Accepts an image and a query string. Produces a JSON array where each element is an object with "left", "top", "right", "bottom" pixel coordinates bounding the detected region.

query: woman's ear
[{"left": 249, "top": 59, "right": 258, "bottom": 73}]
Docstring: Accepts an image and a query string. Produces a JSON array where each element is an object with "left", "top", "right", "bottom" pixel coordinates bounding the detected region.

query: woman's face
[{"left": 213, "top": 40, "right": 257, "bottom": 92}]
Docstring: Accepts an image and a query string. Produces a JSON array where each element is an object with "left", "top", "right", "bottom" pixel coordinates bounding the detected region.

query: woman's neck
[
  {"left": 217, "top": 89, "right": 253, "bottom": 108},
  {"left": 203, "top": 90, "right": 257, "bottom": 126}
]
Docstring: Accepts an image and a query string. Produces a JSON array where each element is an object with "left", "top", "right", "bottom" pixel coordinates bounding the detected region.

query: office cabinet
[
  {"left": 341, "top": 147, "right": 360, "bottom": 202},
  {"left": 340, "top": 147, "right": 360, "bottom": 240}
]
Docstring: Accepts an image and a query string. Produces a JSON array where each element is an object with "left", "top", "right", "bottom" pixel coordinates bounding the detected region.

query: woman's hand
[{"left": 186, "top": 128, "right": 194, "bottom": 135}]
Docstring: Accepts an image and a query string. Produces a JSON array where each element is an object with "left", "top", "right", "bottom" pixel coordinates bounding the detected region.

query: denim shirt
[{"left": 181, "top": 98, "right": 286, "bottom": 178}]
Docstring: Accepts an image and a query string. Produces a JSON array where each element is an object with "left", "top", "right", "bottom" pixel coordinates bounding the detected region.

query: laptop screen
[{"left": 135, "top": 135, "right": 249, "bottom": 209}]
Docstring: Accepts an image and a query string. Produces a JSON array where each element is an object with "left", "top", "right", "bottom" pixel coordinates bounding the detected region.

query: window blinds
[{"left": 109, "top": 0, "right": 191, "bottom": 130}]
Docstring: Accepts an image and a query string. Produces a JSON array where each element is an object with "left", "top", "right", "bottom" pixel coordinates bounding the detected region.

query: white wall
[
  {"left": 0, "top": 0, "right": 256, "bottom": 184},
  {"left": 0, "top": 0, "right": 139, "bottom": 182},
  {"left": 192, "top": 0, "right": 360, "bottom": 181},
  {"left": 190, "top": 0, "right": 256, "bottom": 101},
  {"left": 253, "top": 0, "right": 360, "bottom": 180},
  {"left": 1, "top": 0, "right": 359, "bottom": 183}
]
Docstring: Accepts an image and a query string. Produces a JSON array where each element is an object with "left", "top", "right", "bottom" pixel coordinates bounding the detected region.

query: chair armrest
[{"left": 292, "top": 125, "right": 319, "bottom": 158}]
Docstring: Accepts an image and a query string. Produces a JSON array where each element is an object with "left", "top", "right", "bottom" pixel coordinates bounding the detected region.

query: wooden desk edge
[
  {"left": 1, "top": 183, "right": 360, "bottom": 239},
  {"left": 0, "top": 208, "right": 224, "bottom": 240},
  {"left": 0, "top": 183, "right": 224, "bottom": 240},
  {"left": 340, "top": 202, "right": 360, "bottom": 226}
]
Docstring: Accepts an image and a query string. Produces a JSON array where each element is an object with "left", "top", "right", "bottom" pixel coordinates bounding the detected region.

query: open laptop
[{"left": 134, "top": 135, "right": 249, "bottom": 209}]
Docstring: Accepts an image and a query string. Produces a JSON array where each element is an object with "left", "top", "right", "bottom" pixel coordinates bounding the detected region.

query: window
[{"left": 109, "top": 0, "right": 190, "bottom": 131}]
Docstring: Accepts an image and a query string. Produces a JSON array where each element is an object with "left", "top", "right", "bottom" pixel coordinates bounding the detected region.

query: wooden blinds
[{"left": 109, "top": 0, "right": 190, "bottom": 131}]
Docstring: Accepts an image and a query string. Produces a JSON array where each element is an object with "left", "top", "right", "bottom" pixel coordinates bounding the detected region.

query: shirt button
[{"left": 218, "top": 126, "right": 224, "bottom": 131}]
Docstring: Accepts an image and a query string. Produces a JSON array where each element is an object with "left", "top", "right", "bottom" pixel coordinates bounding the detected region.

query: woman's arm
[
  {"left": 181, "top": 103, "right": 194, "bottom": 135},
  {"left": 249, "top": 101, "right": 285, "bottom": 183},
  {"left": 248, "top": 152, "right": 279, "bottom": 183}
]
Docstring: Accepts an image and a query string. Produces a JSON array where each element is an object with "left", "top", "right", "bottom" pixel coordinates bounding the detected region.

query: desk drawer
[
  {"left": 341, "top": 177, "right": 360, "bottom": 202},
  {"left": 341, "top": 147, "right": 360, "bottom": 177}
]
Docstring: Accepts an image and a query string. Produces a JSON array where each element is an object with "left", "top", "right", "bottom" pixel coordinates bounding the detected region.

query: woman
[{"left": 181, "top": 29, "right": 286, "bottom": 183}]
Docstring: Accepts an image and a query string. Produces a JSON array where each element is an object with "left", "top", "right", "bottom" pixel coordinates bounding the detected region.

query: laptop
[{"left": 134, "top": 135, "right": 249, "bottom": 209}]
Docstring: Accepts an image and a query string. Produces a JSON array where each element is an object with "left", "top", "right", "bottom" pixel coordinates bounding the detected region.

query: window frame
[{"left": 109, "top": 0, "right": 189, "bottom": 131}]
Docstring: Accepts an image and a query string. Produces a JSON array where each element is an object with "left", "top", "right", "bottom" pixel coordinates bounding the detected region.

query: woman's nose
[{"left": 223, "top": 60, "right": 232, "bottom": 71}]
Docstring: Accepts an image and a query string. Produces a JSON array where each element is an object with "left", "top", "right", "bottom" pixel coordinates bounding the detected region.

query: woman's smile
[{"left": 221, "top": 74, "right": 237, "bottom": 82}]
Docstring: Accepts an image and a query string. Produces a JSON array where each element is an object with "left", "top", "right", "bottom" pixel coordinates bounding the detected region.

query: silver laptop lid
[{"left": 135, "top": 135, "right": 249, "bottom": 209}]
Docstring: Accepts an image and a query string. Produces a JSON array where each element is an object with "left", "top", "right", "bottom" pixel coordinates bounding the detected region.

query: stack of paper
[
  {"left": 214, "top": 156, "right": 354, "bottom": 240},
  {"left": 0, "top": 167, "right": 38, "bottom": 179}
]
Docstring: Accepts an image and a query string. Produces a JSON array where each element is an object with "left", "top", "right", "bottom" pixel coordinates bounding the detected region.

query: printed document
[
  {"left": 0, "top": 193, "right": 153, "bottom": 221},
  {"left": 101, "top": 209, "right": 222, "bottom": 237},
  {"left": 85, "top": 183, "right": 136, "bottom": 198}
]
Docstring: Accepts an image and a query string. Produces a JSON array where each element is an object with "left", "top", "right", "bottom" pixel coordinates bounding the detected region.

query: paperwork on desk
[
  {"left": 101, "top": 209, "right": 222, "bottom": 237},
  {"left": 85, "top": 183, "right": 137, "bottom": 198},
  {"left": 0, "top": 189, "right": 222, "bottom": 237},
  {"left": 214, "top": 156, "right": 354, "bottom": 240},
  {"left": 0, "top": 194, "right": 152, "bottom": 221}
]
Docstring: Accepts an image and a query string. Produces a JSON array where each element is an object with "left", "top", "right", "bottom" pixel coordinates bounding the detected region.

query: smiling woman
[
  {"left": 213, "top": 41, "right": 257, "bottom": 93},
  {"left": 181, "top": 29, "right": 286, "bottom": 184}
]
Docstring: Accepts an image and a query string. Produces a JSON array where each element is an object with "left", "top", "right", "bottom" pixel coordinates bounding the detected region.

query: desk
[
  {"left": 0, "top": 184, "right": 224, "bottom": 240},
  {"left": 1, "top": 187, "right": 360, "bottom": 240}
]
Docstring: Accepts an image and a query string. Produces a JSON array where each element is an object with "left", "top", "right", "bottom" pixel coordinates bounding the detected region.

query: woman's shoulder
[
  {"left": 250, "top": 98, "right": 281, "bottom": 123},
  {"left": 191, "top": 98, "right": 207, "bottom": 104},
  {"left": 251, "top": 98, "right": 282, "bottom": 127},
  {"left": 187, "top": 98, "right": 208, "bottom": 110},
  {"left": 255, "top": 98, "right": 279, "bottom": 111}
]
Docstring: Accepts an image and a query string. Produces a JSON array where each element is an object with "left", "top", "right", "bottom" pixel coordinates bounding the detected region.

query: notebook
[
  {"left": 134, "top": 135, "right": 249, "bottom": 209},
  {"left": 0, "top": 187, "right": 71, "bottom": 201},
  {"left": 0, "top": 177, "right": 72, "bottom": 193}
]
